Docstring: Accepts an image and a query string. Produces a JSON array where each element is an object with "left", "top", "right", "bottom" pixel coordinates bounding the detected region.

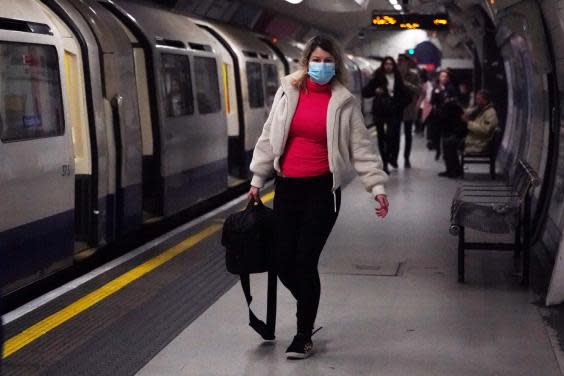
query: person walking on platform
[
  {"left": 427, "top": 70, "right": 459, "bottom": 160},
  {"left": 397, "top": 54, "right": 423, "bottom": 168},
  {"left": 417, "top": 69, "right": 433, "bottom": 135},
  {"left": 362, "top": 56, "right": 410, "bottom": 173},
  {"left": 248, "top": 35, "right": 389, "bottom": 360}
]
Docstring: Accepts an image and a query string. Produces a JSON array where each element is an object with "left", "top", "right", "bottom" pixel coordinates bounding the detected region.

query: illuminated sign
[
  {"left": 371, "top": 13, "right": 449, "bottom": 30},
  {"left": 372, "top": 15, "right": 397, "bottom": 25}
]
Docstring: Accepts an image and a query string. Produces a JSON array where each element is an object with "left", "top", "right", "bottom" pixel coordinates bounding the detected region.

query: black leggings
[
  {"left": 403, "top": 120, "right": 414, "bottom": 161},
  {"left": 273, "top": 174, "right": 340, "bottom": 335},
  {"left": 375, "top": 117, "right": 401, "bottom": 168}
]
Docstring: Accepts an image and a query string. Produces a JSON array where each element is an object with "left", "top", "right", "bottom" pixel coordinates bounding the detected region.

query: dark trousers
[
  {"left": 273, "top": 174, "right": 340, "bottom": 335},
  {"left": 375, "top": 117, "right": 401, "bottom": 168},
  {"left": 403, "top": 120, "right": 414, "bottom": 161},
  {"left": 442, "top": 135, "right": 463, "bottom": 174}
]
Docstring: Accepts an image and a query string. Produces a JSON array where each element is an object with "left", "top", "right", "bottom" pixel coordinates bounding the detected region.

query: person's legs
[
  {"left": 388, "top": 117, "right": 401, "bottom": 167},
  {"left": 294, "top": 188, "right": 340, "bottom": 335},
  {"left": 375, "top": 120, "right": 389, "bottom": 172},
  {"left": 273, "top": 180, "right": 302, "bottom": 298},
  {"left": 403, "top": 120, "right": 413, "bottom": 166},
  {"left": 441, "top": 136, "right": 462, "bottom": 176}
]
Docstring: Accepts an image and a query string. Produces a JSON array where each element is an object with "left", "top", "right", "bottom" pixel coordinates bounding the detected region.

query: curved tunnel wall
[{"left": 486, "top": 0, "right": 559, "bottom": 260}]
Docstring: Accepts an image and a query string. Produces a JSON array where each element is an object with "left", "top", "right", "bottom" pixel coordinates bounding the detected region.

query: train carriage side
[
  {"left": 40, "top": 0, "right": 112, "bottom": 254},
  {"left": 59, "top": 0, "right": 144, "bottom": 240},
  {"left": 259, "top": 36, "right": 304, "bottom": 76},
  {"left": 0, "top": 0, "right": 76, "bottom": 293},
  {"left": 189, "top": 25, "right": 240, "bottom": 185},
  {"left": 345, "top": 56, "right": 364, "bottom": 110},
  {"left": 351, "top": 55, "right": 378, "bottom": 127},
  {"left": 193, "top": 20, "right": 280, "bottom": 179},
  {"left": 103, "top": 1, "right": 229, "bottom": 217}
]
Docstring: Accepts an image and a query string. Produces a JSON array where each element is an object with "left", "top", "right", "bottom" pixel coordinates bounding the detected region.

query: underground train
[{"left": 0, "top": 0, "right": 377, "bottom": 295}]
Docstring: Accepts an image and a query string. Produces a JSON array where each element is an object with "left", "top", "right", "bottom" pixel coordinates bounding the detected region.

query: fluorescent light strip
[
  {"left": 393, "top": 4, "right": 403, "bottom": 10},
  {"left": 285, "top": 0, "right": 303, "bottom": 4}
]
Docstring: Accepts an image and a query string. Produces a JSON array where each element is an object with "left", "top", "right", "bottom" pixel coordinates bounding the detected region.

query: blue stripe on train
[
  {"left": 0, "top": 210, "right": 74, "bottom": 294},
  {"left": 163, "top": 158, "right": 229, "bottom": 217}
]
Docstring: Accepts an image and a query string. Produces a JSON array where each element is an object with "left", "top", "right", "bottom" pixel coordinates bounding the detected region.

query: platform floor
[
  {"left": 137, "top": 136, "right": 562, "bottom": 376},
  {"left": 3, "top": 135, "right": 563, "bottom": 376}
]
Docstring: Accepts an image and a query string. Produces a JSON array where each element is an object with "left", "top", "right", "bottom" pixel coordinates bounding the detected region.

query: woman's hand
[
  {"left": 375, "top": 87, "right": 385, "bottom": 95},
  {"left": 248, "top": 186, "right": 260, "bottom": 201},
  {"left": 375, "top": 194, "right": 389, "bottom": 218}
]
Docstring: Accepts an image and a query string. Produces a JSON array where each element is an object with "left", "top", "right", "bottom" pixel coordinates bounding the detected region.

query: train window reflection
[
  {"left": 263, "top": 64, "right": 279, "bottom": 109},
  {"left": 246, "top": 62, "right": 264, "bottom": 108},
  {"left": 0, "top": 43, "right": 64, "bottom": 142},
  {"left": 161, "top": 54, "right": 194, "bottom": 117},
  {"left": 194, "top": 56, "right": 221, "bottom": 114}
]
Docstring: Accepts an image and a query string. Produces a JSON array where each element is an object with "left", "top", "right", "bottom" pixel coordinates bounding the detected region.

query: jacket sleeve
[
  {"left": 467, "top": 109, "right": 498, "bottom": 136},
  {"left": 249, "top": 87, "right": 284, "bottom": 188},
  {"left": 348, "top": 102, "right": 389, "bottom": 197}
]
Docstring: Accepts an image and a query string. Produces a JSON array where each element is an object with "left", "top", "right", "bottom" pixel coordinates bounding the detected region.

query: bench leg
[
  {"left": 458, "top": 226, "right": 465, "bottom": 283},
  {"left": 490, "top": 157, "right": 496, "bottom": 179}
]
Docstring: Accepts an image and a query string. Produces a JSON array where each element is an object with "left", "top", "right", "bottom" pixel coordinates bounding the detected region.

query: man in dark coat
[{"left": 362, "top": 56, "right": 411, "bottom": 173}]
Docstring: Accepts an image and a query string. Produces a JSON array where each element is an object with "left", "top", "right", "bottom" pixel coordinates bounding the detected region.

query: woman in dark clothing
[
  {"left": 428, "top": 70, "right": 459, "bottom": 160},
  {"left": 362, "top": 56, "right": 410, "bottom": 173}
]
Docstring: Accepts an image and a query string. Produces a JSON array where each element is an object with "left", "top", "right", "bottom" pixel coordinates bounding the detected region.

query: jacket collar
[{"left": 280, "top": 70, "right": 354, "bottom": 108}]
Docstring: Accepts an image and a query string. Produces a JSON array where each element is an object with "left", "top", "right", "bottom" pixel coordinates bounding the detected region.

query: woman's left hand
[{"left": 375, "top": 195, "right": 389, "bottom": 218}]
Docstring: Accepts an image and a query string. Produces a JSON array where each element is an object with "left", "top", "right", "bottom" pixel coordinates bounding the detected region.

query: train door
[
  {"left": 0, "top": 17, "right": 75, "bottom": 291},
  {"left": 262, "top": 63, "right": 279, "bottom": 111},
  {"left": 41, "top": 1, "right": 94, "bottom": 252},
  {"left": 243, "top": 57, "right": 267, "bottom": 172}
]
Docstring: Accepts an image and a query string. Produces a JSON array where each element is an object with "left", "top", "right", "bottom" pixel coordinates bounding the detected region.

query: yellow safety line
[
  {"left": 261, "top": 191, "right": 275, "bottom": 203},
  {"left": 2, "top": 192, "right": 274, "bottom": 359}
]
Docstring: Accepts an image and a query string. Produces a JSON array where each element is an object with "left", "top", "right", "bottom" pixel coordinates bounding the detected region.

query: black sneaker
[{"left": 286, "top": 333, "right": 313, "bottom": 359}]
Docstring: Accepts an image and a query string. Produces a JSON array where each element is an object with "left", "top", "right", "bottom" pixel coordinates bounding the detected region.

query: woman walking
[
  {"left": 362, "top": 56, "right": 410, "bottom": 172},
  {"left": 248, "top": 35, "right": 389, "bottom": 359}
]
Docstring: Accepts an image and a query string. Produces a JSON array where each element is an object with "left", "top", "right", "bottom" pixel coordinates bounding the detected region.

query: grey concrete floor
[{"left": 137, "top": 135, "right": 562, "bottom": 376}]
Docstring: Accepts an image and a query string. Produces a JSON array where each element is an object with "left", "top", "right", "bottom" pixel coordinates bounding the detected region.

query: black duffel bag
[
  {"left": 221, "top": 198, "right": 277, "bottom": 340},
  {"left": 222, "top": 198, "right": 274, "bottom": 274}
]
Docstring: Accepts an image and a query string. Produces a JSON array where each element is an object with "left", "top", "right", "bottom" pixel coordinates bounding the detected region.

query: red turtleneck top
[{"left": 280, "top": 78, "right": 331, "bottom": 177}]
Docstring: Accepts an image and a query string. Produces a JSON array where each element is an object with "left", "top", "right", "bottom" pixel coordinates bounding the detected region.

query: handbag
[{"left": 221, "top": 198, "right": 277, "bottom": 340}]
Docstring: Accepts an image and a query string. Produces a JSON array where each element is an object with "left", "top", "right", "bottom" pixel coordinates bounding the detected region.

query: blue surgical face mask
[{"left": 308, "top": 62, "right": 335, "bottom": 85}]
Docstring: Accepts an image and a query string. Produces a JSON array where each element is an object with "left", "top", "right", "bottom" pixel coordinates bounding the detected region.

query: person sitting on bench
[{"left": 440, "top": 89, "right": 499, "bottom": 178}]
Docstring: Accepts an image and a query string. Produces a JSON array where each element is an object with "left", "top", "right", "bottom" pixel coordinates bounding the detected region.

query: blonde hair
[{"left": 292, "top": 35, "right": 348, "bottom": 89}]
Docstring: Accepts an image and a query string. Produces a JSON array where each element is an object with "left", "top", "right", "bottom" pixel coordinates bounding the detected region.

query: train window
[
  {"left": 262, "top": 64, "right": 279, "bottom": 108},
  {"left": 0, "top": 43, "right": 64, "bottom": 142},
  {"left": 161, "top": 53, "right": 194, "bottom": 117},
  {"left": 246, "top": 62, "right": 264, "bottom": 108},
  {"left": 194, "top": 57, "right": 221, "bottom": 114}
]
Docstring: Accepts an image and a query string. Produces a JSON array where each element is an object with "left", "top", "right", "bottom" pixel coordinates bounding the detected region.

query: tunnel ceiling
[
  {"left": 162, "top": 0, "right": 491, "bottom": 53},
  {"left": 233, "top": 0, "right": 480, "bottom": 38}
]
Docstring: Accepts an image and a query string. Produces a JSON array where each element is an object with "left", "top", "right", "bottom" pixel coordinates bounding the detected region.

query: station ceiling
[{"left": 238, "top": 0, "right": 445, "bottom": 38}]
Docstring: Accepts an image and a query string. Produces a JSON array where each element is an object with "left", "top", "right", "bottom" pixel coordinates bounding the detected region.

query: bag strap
[{"left": 239, "top": 270, "right": 277, "bottom": 340}]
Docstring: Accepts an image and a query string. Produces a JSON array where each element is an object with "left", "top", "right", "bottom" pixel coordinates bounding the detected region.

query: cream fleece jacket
[{"left": 250, "top": 71, "right": 388, "bottom": 197}]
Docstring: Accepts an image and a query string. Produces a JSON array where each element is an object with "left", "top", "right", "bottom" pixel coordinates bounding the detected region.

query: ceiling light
[
  {"left": 393, "top": 4, "right": 402, "bottom": 10},
  {"left": 284, "top": 0, "right": 303, "bottom": 4},
  {"left": 389, "top": 0, "right": 398, "bottom": 4}
]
